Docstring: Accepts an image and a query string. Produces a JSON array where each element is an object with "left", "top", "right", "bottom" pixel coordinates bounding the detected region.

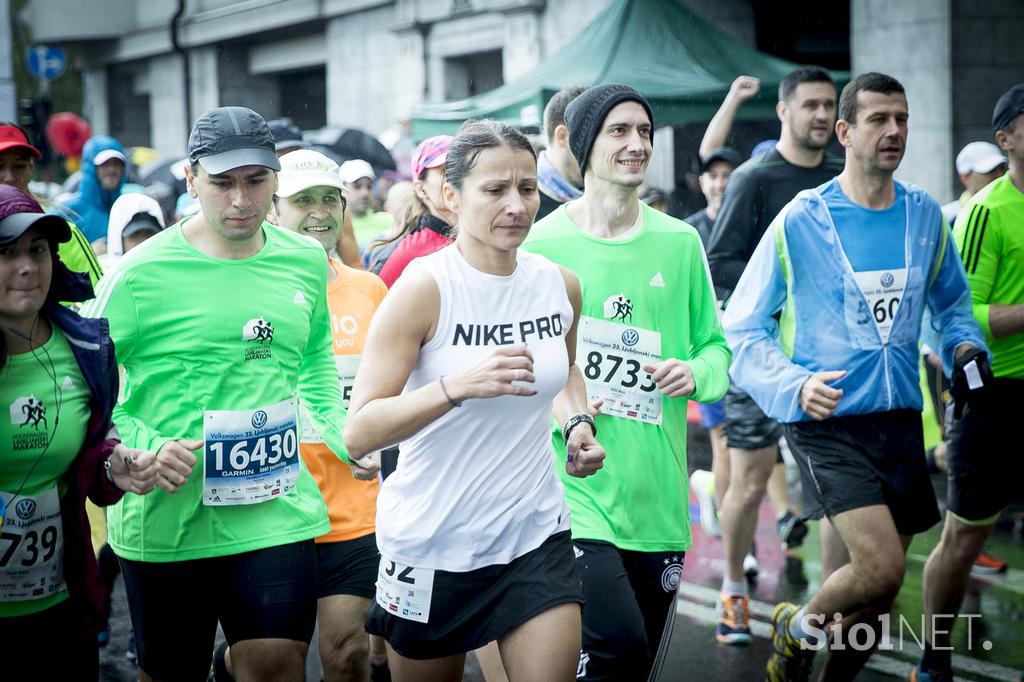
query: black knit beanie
[{"left": 564, "top": 83, "right": 654, "bottom": 177}]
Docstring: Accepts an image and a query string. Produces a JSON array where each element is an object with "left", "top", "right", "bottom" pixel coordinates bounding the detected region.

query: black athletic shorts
[
  {"left": 784, "top": 409, "right": 940, "bottom": 535},
  {"left": 945, "top": 377, "right": 1024, "bottom": 523},
  {"left": 317, "top": 533, "right": 379, "bottom": 600},
  {"left": 723, "top": 381, "right": 784, "bottom": 451},
  {"left": 0, "top": 599, "right": 99, "bottom": 680},
  {"left": 365, "top": 530, "right": 583, "bottom": 659},
  {"left": 119, "top": 540, "right": 318, "bottom": 680},
  {"left": 572, "top": 539, "right": 684, "bottom": 682}
]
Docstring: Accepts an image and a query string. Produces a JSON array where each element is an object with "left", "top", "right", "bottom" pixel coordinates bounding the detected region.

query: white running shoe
[
  {"left": 743, "top": 548, "right": 760, "bottom": 578},
  {"left": 690, "top": 469, "right": 720, "bottom": 538}
]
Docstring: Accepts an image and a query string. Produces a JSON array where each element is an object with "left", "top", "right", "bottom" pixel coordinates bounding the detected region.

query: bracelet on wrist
[
  {"left": 562, "top": 413, "right": 596, "bottom": 443},
  {"left": 439, "top": 375, "right": 462, "bottom": 408}
]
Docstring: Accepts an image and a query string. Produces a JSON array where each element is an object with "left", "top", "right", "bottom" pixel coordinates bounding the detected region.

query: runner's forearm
[
  {"left": 699, "top": 96, "right": 743, "bottom": 161},
  {"left": 987, "top": 303, "right": 1024, "bottom": 338},
  {"left": 344, "top": 381, "right": 455, "bottom": 458},
  {"left": 552, "top": 365, "right": 590, "bottom": 429}
]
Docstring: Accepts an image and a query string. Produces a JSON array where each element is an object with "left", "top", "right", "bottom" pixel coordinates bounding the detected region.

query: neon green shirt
[
  {"left": 58, "top": 221, "right": 103, "bottom": 287},
  {"left": 1, "top": 328, "right": 91, "bottom": 616},
  {"left": 953, "top": 174, "right": 1024, "bottom": 379},
  {"left": 82, "top": 221, "right": 347, "bottom": 562},
  {"left": 351, "top": 210, "right": 392, "bottom": 247},
  {"left": 523, "top": 203, "right": 731, "bottom": 551}
]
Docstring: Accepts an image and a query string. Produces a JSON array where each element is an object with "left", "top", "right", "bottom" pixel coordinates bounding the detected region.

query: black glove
[{"left": 950, "top": 348, "right": 993, "bottom": 419}]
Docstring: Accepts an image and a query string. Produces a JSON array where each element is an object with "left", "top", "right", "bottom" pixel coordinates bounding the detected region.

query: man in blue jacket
[
  {"left": 723, "top": 73, "right": 990, "bottom": 681},
  {"left": 59, "top": 136, "right": 128, "bottom": 243}
]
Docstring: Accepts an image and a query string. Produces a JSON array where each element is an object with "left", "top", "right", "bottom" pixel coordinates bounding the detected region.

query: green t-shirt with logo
[
  {"left": 351, "top": 210, "right": 393, "bottom": 247},
  {"left": 523, "top": 203, "right": 731, "bottom": 552},
  {"left": 953, "top": 174, "right": 1024, "bottom": 379},
  {"left": 82, "top": 221, "right": 347, "bottom": 562},
  {"left": 1, "top": 327, "right": 91, "bottom": 616}
]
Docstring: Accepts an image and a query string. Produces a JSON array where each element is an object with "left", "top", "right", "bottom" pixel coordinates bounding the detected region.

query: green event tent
[{"left": 411, "top": 0, "right": 846, "bottom": 139}]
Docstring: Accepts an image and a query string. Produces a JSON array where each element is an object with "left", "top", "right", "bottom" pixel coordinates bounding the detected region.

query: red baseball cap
[{"left": 0, "top": 124, "right": 42, "bottom": 159}]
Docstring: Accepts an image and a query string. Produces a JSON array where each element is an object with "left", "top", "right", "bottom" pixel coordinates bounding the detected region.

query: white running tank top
[{"left": 375, "top": 244, "right": 573, "bottom": 572}]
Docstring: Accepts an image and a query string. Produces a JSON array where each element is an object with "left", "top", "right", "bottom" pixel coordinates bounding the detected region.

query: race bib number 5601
[
  {"left": 203, "top": 398, "right": 300, "bottom": 506},
  {"left": 578, "top": 316, "right": 663, "bottom": 424}
]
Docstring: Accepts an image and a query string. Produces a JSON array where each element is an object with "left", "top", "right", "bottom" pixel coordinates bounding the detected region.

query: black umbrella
[
  {"left": 139, "top": 156, "right": 188, "bottom": 197},
  {"left": 304, "top": 127, "right": 397, "bottom": 172}
]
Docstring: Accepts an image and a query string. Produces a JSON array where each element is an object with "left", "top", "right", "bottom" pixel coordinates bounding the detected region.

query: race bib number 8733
[{"left": 578, "top": 317, "right": 663, "bottom": 425}]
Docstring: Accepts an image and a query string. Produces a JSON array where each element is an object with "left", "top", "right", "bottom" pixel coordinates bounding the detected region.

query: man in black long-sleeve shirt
[{"left": 708, "top": 66, "right": 844, "bottom": 647}]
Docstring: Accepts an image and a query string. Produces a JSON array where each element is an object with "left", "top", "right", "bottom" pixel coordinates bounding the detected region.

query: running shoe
[
  {"left": 126, "top": 630, "right": 137, "bottom": 663},
  {"left": 972, "top": 551, "right": 1008, "bottom": 575},
  {"left": 690, "top": 469, "right": 721, "bottom": 538},
  {"left": 909, "top": 662, "right": 953, "bottom": 682},
  {"left": 765, "top": 602, "right": 816, "bottom": 682},
  {"left": 776, "top": 510, "right": 808, "bottom": 549},
  {"left": 744, "top": 541, "right": 760, "bottom": 578},
  {"left": 716, "top": 593, "right": 751, "bottom": 645}
]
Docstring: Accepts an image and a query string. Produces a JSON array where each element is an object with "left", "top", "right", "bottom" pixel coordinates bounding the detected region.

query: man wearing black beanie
[{"left": 523, "top": 83, "right": 731, "bottom": 681}]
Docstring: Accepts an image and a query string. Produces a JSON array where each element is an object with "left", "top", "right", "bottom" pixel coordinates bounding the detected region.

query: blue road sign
[{"left": 27, "top": 45, "right": 67, "bottom": 81}]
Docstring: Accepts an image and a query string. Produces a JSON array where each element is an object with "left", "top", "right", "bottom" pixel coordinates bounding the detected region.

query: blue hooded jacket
[
  {"left": 62, "top": 136, "right": 126, "bottom": 242},
  {"left": 723, "top": 180, "right": 987, "bottom": 423}
]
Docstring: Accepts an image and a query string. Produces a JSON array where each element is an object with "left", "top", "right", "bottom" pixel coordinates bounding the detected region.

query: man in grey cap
[
  {"left": 83, "top": 106, "right": 370, "bottom": 682},
  {"left": 914, "top": 83, "right": 1024, "bottom": 682}
]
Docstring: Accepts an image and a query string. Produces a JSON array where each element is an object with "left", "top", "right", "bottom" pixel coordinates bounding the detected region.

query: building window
[
  {"left": 443, "top": 50, "right": 503, "bottom": 100},
  {"left": 278, "top": 67, "right": 327, "bottom": 131}
]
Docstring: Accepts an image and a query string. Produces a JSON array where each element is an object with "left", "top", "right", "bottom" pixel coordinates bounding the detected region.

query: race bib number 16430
[{"left": 203, "top": 398, "right": 300, "bottom": 506}]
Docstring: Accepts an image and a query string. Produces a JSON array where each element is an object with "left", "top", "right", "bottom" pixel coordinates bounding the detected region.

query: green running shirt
[
  {"left": 523, "top": 203, "right": 731, "bottom": 551},
  {"left": 82, "top": 221, "right": 345, "bottom": 562},
  {"left": 953, "top": 174, "right": 1024, "bottom": 379},
  {"left": 1, "top": 328, "right": 91, "bottom": 616}
]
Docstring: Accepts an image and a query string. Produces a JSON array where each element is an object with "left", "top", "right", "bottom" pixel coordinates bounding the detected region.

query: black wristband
[
  {"left": 439, "top": 375, "right": 462, "bottom": 408},
  {"left": 562, "top": 413, "right": 596, "bottom": 443}
]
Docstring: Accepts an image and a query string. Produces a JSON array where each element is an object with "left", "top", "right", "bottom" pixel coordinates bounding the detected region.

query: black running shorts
[
  {"left": 784, "top": 409, "right": 940, "bottom": 535},
  {"left": 365, "top": 530, "right": 583, "bottom": 660},
  {"left": 723, "top": 382, "right": 784, "bottom": 452},
  {"left": 317, "top": 533, "right": 379, "bottom": 600},
  {"left": 119, "top": 540, "right": 318, "bottom": 680},
  {"left": 944, "top": 378, "right": 1024, "bottom": 523}
]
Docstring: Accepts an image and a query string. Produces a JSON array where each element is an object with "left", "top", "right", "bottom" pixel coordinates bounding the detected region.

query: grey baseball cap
[{"left": 187, "top": 106, "right": 281, "bottom": 175}]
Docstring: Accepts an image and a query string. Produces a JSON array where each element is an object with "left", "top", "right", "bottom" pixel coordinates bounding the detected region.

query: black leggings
[{"left": 573, "top": 539, "right": 684, "bottom": 682}]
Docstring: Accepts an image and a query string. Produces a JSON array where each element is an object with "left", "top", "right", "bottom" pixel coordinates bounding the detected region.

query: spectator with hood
[
  {"left": 98, "top": 193, "right": 166, "bottom": 271},
  {"left": 59, "top": 136, "right": 128, "bottom": 243}
]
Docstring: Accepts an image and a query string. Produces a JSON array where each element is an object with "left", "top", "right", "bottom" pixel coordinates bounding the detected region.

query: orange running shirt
[{"left": 301, "top": 258, "right": 388, "bottom": 543}]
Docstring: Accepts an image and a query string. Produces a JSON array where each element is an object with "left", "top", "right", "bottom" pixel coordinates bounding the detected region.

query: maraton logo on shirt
[
  {"left": 9, "top": 395, "right": 50, "bottom": 451},
  {"left": 603, "top": 294, "right": 633, "bottom": 323},
  {"left": 242, "top": 317, "right": 275, "bottom": 361}
]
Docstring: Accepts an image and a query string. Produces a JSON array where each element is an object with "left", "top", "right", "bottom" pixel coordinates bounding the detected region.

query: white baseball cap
[
  {"left": 955, "top": 142, "right": 1007, "bottom": 175},
  {"left": 277, "top": 150, "right": 344, "bottom": 198},
  {"left": 339, "top": 159, "right": 376, "bottom": 184},
  {"left": 93, "top": 148, "right": 128, "bottom": 166}
]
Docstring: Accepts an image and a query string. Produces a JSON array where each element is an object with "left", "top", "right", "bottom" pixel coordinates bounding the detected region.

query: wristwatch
[{"left": 562, "top": 413, "right": 596, "bottom": 443}]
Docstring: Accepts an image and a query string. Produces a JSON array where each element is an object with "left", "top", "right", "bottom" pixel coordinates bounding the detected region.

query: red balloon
[{"left": 46, "top": 112, "right": 92, "bottom": 157}]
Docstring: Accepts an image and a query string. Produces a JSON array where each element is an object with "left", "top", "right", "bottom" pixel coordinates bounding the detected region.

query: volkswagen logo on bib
[
  {"left": 251, "top": 410, "right": 268, "bottom": 429},
  {"left": 880, "top": 272, "right": 895, "bottom": 288},
  {"left": 15, "top": 499, "right": 36, "bottom": 520},
  {"left": 621, "top": 329, "right": 640, "bottom": 347}
]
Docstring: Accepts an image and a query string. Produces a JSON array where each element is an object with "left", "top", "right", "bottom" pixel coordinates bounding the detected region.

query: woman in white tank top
[{"left": 346, "top": 121, "right": 605, "bottom": 681}]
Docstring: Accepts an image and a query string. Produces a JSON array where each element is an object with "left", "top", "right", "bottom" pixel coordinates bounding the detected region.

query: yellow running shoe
[{"left": 765, "top": 602, "right": 817, "bottom": 682}]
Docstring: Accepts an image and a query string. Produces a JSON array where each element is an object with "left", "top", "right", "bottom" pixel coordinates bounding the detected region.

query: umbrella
[
  {"left": 139, "top": 156, "right": 189, "bottom": 197},
  {"left": 304, "top": 126, "right": 397, "bottom": 172}
]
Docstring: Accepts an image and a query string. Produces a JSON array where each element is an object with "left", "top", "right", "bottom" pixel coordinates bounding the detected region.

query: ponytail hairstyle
[{"left": 444, "top": 119, "right": 536, "bottom": 192}]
